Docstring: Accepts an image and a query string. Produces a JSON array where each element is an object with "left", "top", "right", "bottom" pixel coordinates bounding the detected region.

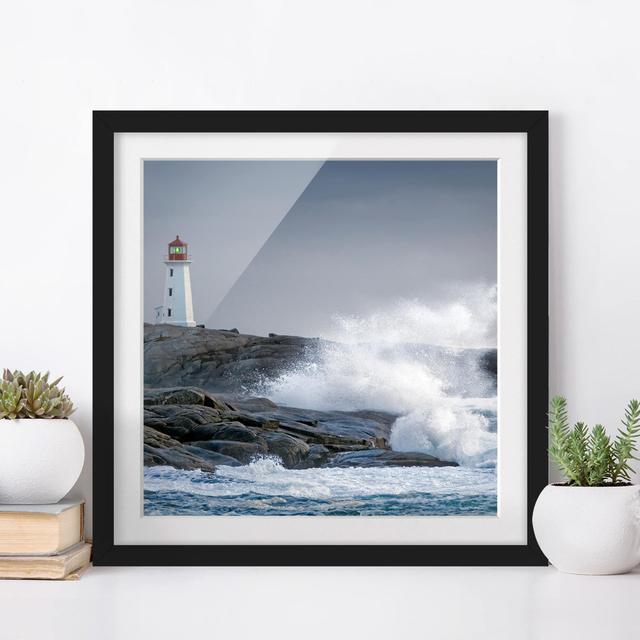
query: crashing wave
[{"left": 261, "top": 289, "right": 497, "bottom": 467}]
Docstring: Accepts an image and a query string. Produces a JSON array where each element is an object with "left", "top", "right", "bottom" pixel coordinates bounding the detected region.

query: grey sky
[
  {"left": 144, "top": 160, "right": 324, "bottom": 322},
  {"left": 144, "top": 160, "right": 496, "bottom": 337}
]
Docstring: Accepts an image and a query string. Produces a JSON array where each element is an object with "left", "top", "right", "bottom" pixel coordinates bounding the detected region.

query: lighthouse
[{"left": 155, "top": 235, "right": 196, "bottom": 327}]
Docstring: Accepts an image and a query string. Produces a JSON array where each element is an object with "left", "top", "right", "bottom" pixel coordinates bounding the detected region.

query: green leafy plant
[
  {"left": 548, "top": 396, "right": 640, "bottom": 486},
  {"left": 0, "top": 370, "right": 75, "bottom": 419}
]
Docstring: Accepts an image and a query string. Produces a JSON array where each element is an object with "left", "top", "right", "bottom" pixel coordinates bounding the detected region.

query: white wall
[{"left": 2, "top": 0, "right": 640, "bottom": 534}]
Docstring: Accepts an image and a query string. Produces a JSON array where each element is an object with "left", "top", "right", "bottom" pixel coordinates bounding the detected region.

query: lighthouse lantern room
[{"left": 155, "top": 235, "right": 196, "bottom": 327}]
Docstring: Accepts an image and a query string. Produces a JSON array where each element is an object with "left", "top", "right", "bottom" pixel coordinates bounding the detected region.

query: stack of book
[{"left": 0, "top": 500, "right": 91, "bottom": 579}]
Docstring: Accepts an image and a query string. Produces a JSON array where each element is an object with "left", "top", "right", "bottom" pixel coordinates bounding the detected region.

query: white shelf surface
[{"left": 0, "top": 565, "right": 638, "bottom": 639}]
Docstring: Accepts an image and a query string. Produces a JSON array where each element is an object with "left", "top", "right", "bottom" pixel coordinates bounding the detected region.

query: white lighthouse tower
[{"left": 155, "top": 235, "right": 196, "bottom": 327}]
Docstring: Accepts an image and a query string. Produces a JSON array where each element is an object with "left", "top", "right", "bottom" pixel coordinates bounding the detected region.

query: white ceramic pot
[
  {"left": 0, "top": 419, "right": 85, "bottom": 504},
  {"left": 533, "top": 484, "right": 640, "bottom": 575}
]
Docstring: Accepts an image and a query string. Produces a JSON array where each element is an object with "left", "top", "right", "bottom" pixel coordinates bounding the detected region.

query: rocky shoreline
[
  {"left": 143, "top": 323, "right": 497, "bottom": 393},
  {"left": 142, "top": 324, "right": 498, "bottom": 473},
  {"left": 144, "top": 323, "right": 321, "bottom": 392},
  {"left": 143, "top": 386, "right": 458, "bottom": 472}
]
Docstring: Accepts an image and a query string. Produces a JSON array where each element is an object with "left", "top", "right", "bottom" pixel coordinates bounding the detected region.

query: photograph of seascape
[{"left": 142, "top": 159, "right": 498, "bottom": 517}]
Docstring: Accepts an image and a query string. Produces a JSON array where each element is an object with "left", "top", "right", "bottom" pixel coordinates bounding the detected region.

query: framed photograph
[{"left": 93, "top": 111, "right": 548, "bottom": 565}]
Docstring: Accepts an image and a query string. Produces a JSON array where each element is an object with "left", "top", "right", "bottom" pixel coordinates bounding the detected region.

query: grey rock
[
  {"left": 230, "top": 396, "right": 279, "bottom": 412},
  {"left": 186, "top": 422, "right": 236, "bottom": 441},
  {"left": 142, "top": 386, "right": 459, "bottom": 472},
  {"left": 253, "top": 406, "right": 394, "bottom": 449},
  {"left": 144, "top": 324, "right": 321, "bottom": 391},
  {"left": 189, "top": 440, "right": 267, "bottom": 464},
  {"left": 143, "top": 427, "right": 216, "bottom": 472},
  {"left": 261, "top": 431, "right": 310, "bottom": 468},
  {"left": 326, "top": 449, "right": 459, "bottom": 469},
  {"left": 220, "top": 410, "right": 280, "bottom": 431},
  {"left": 143, "top": 405, "right": 223, "bottom": 441},
  {"left": 182, "top": 445, "right": 242, "bottom": 467},
  {"left": 197, "top": 421, "right": 262, "bottom": 443},
  {"left": 295, "top": 444, "right": 331, "bottom": 469},
  {"left": 144, "top": 386, "right": 235, "bottom": 411}
]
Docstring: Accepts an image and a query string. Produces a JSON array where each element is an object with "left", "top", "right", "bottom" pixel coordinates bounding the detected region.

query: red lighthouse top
[{"left": 167, "top": 235, "right": 188, "bottom": 261}]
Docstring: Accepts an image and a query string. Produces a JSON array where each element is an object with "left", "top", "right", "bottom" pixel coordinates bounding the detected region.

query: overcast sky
[{"left": 144, "top": 160, "right": 496, "bottom": 337}]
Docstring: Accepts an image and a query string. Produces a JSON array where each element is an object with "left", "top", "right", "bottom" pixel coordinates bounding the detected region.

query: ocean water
[
  {"left": 144, "top": 294, "right": 498, "bottom": 516},
  {"left": 144, "top": 457, "right": 497, "bottom": 516}
]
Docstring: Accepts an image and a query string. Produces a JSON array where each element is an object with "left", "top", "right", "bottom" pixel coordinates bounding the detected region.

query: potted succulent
[
  {"left": 0, "top": 370, "right": 84, "bottom": 504},
  {"left": 533, "top": 396, "right": 640, "bottom": 575}
]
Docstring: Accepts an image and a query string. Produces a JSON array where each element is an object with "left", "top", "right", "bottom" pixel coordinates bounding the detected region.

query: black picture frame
[{"left": 93, "top": 110, "right": 548, "bottom": 566}]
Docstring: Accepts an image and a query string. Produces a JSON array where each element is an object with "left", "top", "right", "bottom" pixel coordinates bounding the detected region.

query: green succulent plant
[
  {"left": 0, "top": 379, "right": 25, "bottom": 419},
  {"left": 548, "top": 396, "right": 640, "bottom": 486},
  {"left": 0, "top": 369, "right": 75, "bottom": 419}
]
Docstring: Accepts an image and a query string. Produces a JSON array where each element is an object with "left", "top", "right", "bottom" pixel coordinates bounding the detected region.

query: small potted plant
[
  {"left": 0, "top": 370, "right": 84, "bottom": 504},
  {"left": 533, "top": 396, "right": 640, "bottom": 574}
]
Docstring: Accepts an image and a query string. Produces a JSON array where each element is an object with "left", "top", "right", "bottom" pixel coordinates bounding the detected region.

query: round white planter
[
  {"left": 0, "top": 419, "right": 85, "bottom": 504},
  {"left": 533, "top": 484, "right": 640, "bottom": 575}
]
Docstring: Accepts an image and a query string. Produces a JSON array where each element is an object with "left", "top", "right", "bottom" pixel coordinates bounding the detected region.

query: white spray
[{"left": 264, "top": 287, "right": 498, "bottom": 467}]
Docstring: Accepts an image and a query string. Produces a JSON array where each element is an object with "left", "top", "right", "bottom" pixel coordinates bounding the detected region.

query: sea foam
[
  {"left": 144, "top": 457, "right": 497, "bottom": 500},
  {"left": 262, "top": 289, "right": 497, "bottom": 467}
]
